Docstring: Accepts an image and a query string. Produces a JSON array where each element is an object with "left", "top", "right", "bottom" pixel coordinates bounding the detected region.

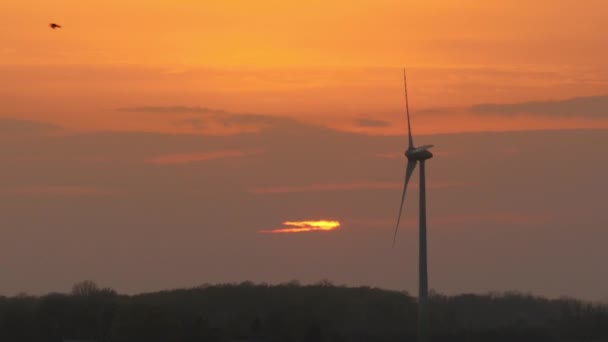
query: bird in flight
[{"left": 49, "top": 23, "right": 62, "bottom": 29}]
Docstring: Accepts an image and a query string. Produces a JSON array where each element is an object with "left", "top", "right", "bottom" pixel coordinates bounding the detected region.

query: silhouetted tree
[
  {"left": 71, "top": 280, "right": 99, "bottom": 297},
  {"left": 0, "top": 282, "right": 607, "bottom": 341}
]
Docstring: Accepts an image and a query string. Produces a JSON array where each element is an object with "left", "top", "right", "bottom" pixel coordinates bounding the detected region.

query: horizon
[{"left": 8, "top": 279, "right": 608, "bottom": 306}]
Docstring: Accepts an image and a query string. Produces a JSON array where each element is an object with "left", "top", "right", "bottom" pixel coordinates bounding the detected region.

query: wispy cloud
[
  {"left": 3, "top": 186, "right": 120, "bottom": 197},
  {"left": 115, "top": 94, "right": 608, "bottom": 139},
  {"left": 0, "top": 118, "right": 60, "bottom": 136},
  {"left": 118, "top": 105, "right": 295, "bottom": 135},
  {"left": 349, "top": 212, "right": 553, "bottom": 230},
  {"left": 354, "top": 118, "right": 391, "bottom": 128},
  {"left": 249, "top": 181, "right": 462, "bottom": 194},
  {"left": 471, "top": 95, "right": 608, "bottom": 118},
  {"left": 145, "top": 149, "right": 263, "bottom": 165},
  {"left": 258, "top": 220, "right": 341, "bottom": 234},
  {"left": 117, "top": 105, "right": 285, "bottom": 125},
  {"left": 432, "top": 212, "right": 553, "bottom": 226},
  {"left": 117, "top": 106, "right": 227, "bottom": 114},
  {"left": 325, "top": 93, "right": 608, "bottom": 137},
  {"left": 250, "top": 182, "right": 401, "bottom": 194}
]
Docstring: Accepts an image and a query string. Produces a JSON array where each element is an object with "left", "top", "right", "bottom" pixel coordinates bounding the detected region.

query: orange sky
[
  {"left": 4, "top": 0, "right": 608, "bottom": 67},
  {"left": 0, "top": 0, "right": 608, "bottom": 120},
  {"left": 2, "top": 0, "right": 608, "bottom": 135}
]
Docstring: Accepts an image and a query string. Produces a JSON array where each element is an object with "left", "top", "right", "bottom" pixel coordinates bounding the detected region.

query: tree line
[{"left": 1, "top": 280, "right": 607, "bottom": 341}]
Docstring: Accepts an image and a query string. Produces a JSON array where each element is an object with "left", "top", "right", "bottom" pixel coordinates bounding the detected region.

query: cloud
[
  {"left": 336, "top": 96, "right": 608, "bottom": 137},
  {"left": 0, "top": 118, "right": 60, "bottom": 136},
  {"left": 7, "top": 63, "right": 608, "bottom": 137},
  {"left": 117, "top": 106, "right": 285, "bottom": 125},
  {"left": 175, "top": 118, "right": 208, "bottom": 130},
  {"left": 248, "top": 181, "right": 462, "bottom": 194},
  {"left": 145, "top": 149, "right": 263, "bottom": 165},
  {"left": 432, "top": 212, "right": 553, "bottom": 226},
  {"left": 354, "top": 118, "right": 391, "bottom": 128},
  {"left": 250, "top": 182, "right": 401, "bottom": 194},
  {"left": 117, "top": 106, "right": 227, "bottom": 115},
  {"left": 471, "top": 95, "right": 608, "bottom": 118},
  {"left": 3, "top": 186, "right": 120, "bottom": 197},
  {"left": 118, "top": 106, "right": 297, "bottom": 135},
  {"left": 348, "top": 212, "right": 553, "bottom": 230}
]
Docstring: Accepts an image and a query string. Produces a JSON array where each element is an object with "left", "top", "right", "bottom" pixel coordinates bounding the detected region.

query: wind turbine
[{"left": 392, "top": 69, "right": 434, "bottom": 342}]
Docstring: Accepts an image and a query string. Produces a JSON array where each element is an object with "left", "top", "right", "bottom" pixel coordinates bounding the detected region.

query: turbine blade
[
  {"left": 404, "top": 68, "right": 414, "bottom": 149},
  {"left": 412, "top": 144, "right": 434, "bottom": 154},
  {"left": 392, "top": 159, "right": 417, "bottom": 247}
]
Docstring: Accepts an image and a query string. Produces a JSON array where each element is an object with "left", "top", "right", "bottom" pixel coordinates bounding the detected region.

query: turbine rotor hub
[{"left": 406, "top": 149, "right": 433, "bottom": 161}]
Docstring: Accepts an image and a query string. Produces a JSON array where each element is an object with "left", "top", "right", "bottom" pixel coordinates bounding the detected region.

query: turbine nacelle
[{"left": 405, "top": 144, "right": 434, "bottom": 161}]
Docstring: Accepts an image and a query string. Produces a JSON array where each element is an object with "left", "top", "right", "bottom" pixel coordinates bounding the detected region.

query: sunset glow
[
  {"left": 3, "top": 1, "right": 608, "bottom": 136},
  {"left": 3, "top": 0, "right": 608, "bottom": 303},
  {"left": 258, "top": 220, "right": 341, "bottom": 234}
]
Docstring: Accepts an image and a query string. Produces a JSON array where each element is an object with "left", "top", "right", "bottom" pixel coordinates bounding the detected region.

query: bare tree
[{"left": 71, "top": 280, "right": 99, "bottom": 296}]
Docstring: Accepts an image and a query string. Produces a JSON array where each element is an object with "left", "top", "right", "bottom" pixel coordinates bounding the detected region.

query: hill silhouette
[{"left": 1, "top": 281, "right": 607, "bottom": 341}]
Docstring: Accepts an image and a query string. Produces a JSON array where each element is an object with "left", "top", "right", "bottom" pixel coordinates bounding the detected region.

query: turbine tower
[{"left": 392, "top": 69, "right": 434, "bottom": 342}]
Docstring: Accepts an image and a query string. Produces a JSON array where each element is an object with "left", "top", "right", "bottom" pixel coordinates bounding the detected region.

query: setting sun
[{"left": 258, "top": 220, "right": 341, "bottom": 234}]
